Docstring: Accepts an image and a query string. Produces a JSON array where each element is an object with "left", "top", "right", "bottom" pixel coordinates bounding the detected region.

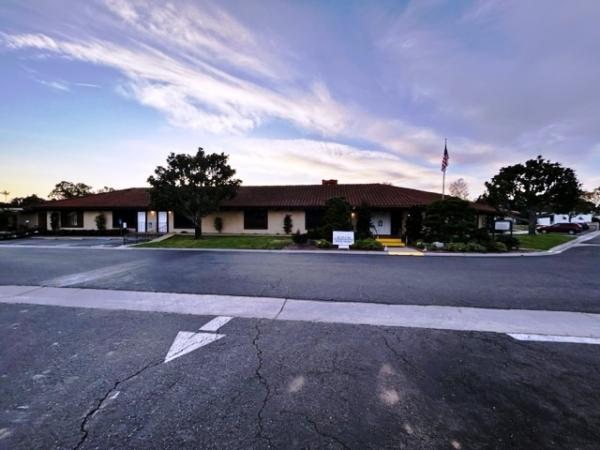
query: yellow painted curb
[{"left": 387, "top": 251, "right": 424, "bottom": 256}]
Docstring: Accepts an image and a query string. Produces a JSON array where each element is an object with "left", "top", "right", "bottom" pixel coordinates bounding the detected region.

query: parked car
[{"left": 537, "top": 223, "right": 582, "bottom": 235}]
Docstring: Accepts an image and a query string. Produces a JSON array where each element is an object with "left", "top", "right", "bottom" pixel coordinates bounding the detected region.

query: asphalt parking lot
[
  {"left": 585, "top": 234, "right": 600, "bottom": 244},
  {"left": 1, "top": 234, "right": 599, "bottom": 448},
  {"left": 0, "top": 236, "right": 599, "bottom": 312},
  {"left": 2, "top": 302, "right": 600, "bottom": 449}
]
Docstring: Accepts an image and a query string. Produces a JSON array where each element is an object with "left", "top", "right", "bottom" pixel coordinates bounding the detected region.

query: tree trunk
[
  {"left": 528, "top": 208, "right": 537, "bottom": 235},
  {"left": 194, "top": 220, "right": 202, "bottom": 239}
]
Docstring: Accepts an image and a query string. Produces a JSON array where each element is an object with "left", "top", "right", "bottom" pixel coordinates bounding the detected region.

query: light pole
[{"left": 0, "top": 190, "right": 9, "bottom": 203}]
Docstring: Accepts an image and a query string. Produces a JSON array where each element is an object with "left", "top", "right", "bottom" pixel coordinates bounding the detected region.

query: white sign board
[
  {"left": 494, "top": 221, "right": 511, "bottom": 231},
  {"left": 333, "top": 231, "right": 355, "bottom": 249}
]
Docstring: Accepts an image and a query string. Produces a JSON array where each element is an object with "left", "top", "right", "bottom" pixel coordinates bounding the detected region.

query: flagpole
[
  {"left": 442, "top": 138, "right": 447, "bottom": 200},
  {"left": 442, "top": 170, "right": 446, "bottom": 200}
]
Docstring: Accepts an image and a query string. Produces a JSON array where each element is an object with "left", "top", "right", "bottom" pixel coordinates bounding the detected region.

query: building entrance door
[
  {"left": 158, "top": 211, "right": 168, "bottom": 233},
  {"left": 390, "top": 211, "right": 404, "bottom": 236},
  {"left": 38, "top": 212, "right": 47, "bottom": 231},
  {"left": 137, "top": 211, "right": 147, "bottom": 232}
]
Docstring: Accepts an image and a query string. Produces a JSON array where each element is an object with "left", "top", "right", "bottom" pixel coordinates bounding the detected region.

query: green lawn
[
  {"left": 516, "top": 233, "right": 576, "bottom": 251},
  {"left": 136, "top": 234, "right": 292, "bottom": 250}
]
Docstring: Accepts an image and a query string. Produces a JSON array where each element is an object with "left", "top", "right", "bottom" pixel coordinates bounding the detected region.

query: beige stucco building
[{"left": 32, "top": 181, "right": 495, "bottom": 236}]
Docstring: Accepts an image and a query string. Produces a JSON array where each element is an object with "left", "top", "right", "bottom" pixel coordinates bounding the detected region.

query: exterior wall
[
  {"left": 82, "top": 211, "right": 113, "bottom": 230},
  {"left": 171, "top": 209, "right": 307, "bottom": 235},
  {"left": 266, "top": 210, "right": 306, "bottom": 235},
  {"left": 537, "top": 217, "right": 551, "bottom": 226},
  {"left": 553, "top": 214, "right": 570, "bottom": 224},
  {"left": 571, "top": 214, "right": 592, "bottom": 223}
]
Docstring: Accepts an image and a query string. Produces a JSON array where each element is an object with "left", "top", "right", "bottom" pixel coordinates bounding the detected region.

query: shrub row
[
  {"left": 417, "top": 239, "right": 511, "bottom": 253},
  {"left": 351, "top": 238, "right": 384, "bottom": 251},
  {"left": 292, "top": 234, "right": 383, "bottom": 251}
]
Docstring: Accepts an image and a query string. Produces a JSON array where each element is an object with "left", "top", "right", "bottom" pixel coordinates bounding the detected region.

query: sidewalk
[{"left": 3, "top": 284, "right": 600, "bottom": 339}]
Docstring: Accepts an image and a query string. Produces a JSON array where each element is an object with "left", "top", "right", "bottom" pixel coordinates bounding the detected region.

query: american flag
[{"left": 441, "top": 140, "right": 449, "bottom": 172}]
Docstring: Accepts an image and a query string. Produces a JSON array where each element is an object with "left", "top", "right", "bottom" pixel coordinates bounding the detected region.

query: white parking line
[{"left": 508, "top": 334, "right": 600, "bottom": 344}]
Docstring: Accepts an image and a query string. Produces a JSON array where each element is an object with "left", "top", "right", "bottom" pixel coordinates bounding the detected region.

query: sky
[{"left": 1, "top": 0, "right": 599, "bottom": 200}]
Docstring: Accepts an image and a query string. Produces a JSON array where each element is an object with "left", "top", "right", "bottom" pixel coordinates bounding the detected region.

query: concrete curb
[{"left": 127, "top": 245, "right": 396, "bottom": 256}]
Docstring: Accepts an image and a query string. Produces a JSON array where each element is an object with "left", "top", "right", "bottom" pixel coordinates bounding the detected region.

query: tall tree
[
  {"left": 483, "top": 156, "right": 581, "bottom": 235},
  {"left": 405, "top": 206, "right": 424, "bottom": 244},
  {"left": 147, "top": 148, "right": 241, "bottom": 239},
  {"left": 321, "top": 197, "right": 353, "bottom": 240},
  {"left": 10, "top": 194, "right": 45, "bottom": 208},
  {"left": 355, "top": 202, "right": 373, "bottom": 239},
  {"left": 582, "top": 187, "right": 600, "bottom": 212},
  {"left": 423, "top": 198, "right": 476, "bottom": 243},
  {"left": 48, "top": 181, "right": 92, "bottom": 200},
  {"left": 449, "top": 178, "right": 470, "bottom": 200}
]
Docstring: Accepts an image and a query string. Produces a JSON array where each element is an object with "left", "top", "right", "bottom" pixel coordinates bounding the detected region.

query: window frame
[
  {"left": 243, "top": 209, "right": 269, "bottom": 230},
  {"left": 112, "top": 209, "right": 138, "bottom": 229},
  {"left": 61, "top": 210, "right": 83, "bottom": 228}
]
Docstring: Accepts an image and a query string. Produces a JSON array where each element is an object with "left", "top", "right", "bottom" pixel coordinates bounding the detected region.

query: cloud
[
  {"left": 2, "top": 0, "right": 597, "bottom": 195},
  {"left": 0, "top": 10, "right": 502, "bottom": 195},
  {"left": 1, "top": 28, "right": 352, "bottom": 136},
  {"left": 224, "top": 137, "right": 449, "bottom": 192},
  {"left": 103, "top": 0, "right": 284, "bottom": 80},
  {"left": 375, "top": 0, "right": 600, "bottom": 147},
  {"left": 74, "top": 82, "right": 101, "bottom": 88},
  {"left": 36, "top": 79, "right": 70, "bottom": 92}
]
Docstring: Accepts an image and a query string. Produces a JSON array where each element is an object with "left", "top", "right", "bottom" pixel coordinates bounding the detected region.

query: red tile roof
[
  {"left": 37, "top": 185, "right": 495, "bottom": 212},
  {"left": 223, "top": 184, "right": 440, "bottom": 208},
  {"left": 38, "top": 188, "right": 150, "bottom": 209}
]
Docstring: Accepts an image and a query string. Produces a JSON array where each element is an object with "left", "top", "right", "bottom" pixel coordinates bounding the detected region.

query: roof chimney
[{"left": 322, "top": 179, "right": 338, "bottom": 185}]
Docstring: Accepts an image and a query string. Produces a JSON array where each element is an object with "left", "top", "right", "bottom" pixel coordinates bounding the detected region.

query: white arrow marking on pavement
[{"left": 164, "top": 316, "right": 233, "bottom": 363}]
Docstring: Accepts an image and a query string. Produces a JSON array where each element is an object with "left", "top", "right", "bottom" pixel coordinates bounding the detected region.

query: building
[
  {"left": 0, "top": 203, "right": 23, "bottom": 231},
  {"left": 32, "top": 181, "right": 495, "bottom": 236},
  {"left": 537, "top": 213, "right": 593, "bottom": 226}
]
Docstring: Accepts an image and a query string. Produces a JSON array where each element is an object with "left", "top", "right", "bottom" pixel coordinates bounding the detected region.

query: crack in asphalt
[
  {"left": 304, "top": 416, "right": 352, "bottom": 450},
  {"left": 250, "top": 320, "right": 353, "bottom": 449},
  {"left": 381, "top": 331, "right": 425, "bottom": 379},
  {"left": 274, "top": 298, "right": 288, "bottom": 320},
  {"left": 73, "top": 358, "right": 162, "bottom": 450},
  {"left": 252, "top": 321, "right": 275, "bottom": 448}
]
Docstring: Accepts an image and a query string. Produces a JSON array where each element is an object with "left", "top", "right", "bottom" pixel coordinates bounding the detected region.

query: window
[
  {"left": 61, "top": 211, "right": 83, "bottom": 228},
  {"left": 174, "top": 212, "right": 195, "bottom": 228},
  {"left": 112, "top": 210, "right": 137, "bottom": 229},
  {"left": 305, "top": 209, "right": 323, "bottom": 230},
  {"left": 244, "top": 209, "right": 268, "bottom": 230}
]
